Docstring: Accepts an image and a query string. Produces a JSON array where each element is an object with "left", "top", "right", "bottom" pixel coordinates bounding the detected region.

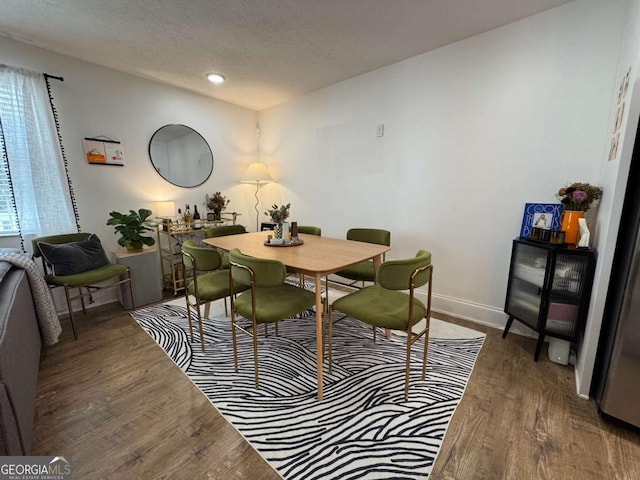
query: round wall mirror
[{"left": 148, "top": 124, "right": 213, "bottom": 188}]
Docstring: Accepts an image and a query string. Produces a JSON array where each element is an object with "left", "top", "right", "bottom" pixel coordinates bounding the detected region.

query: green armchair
[
  {"left": 32, "top": 233, "right": 134, "bottom": 340},
  {"left": 229, "top": 249, "right": 316, "bottom": 388},
  {"left": 329, "top": 250, "right": 433, "bottom": 400},
  {"left": 203, "top": 224, "right": 247, "bottom": 268},
  {"left": 334, "top": 228, "right": 391, "bottom": 287}
]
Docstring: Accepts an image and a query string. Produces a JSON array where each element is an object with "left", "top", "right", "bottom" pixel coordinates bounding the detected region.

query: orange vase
[{"left": 560, "top": 210, "right": 585, "bottom": 245}]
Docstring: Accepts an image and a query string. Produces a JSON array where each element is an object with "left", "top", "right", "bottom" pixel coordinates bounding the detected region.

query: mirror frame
[{"left": 148, "top": 124, "right": 214, "bottom": 188}]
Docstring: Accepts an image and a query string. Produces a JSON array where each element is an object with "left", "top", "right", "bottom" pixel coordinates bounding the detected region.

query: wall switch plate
[{"left": 376, "top": 124, "right": 384, "bottom": 137}]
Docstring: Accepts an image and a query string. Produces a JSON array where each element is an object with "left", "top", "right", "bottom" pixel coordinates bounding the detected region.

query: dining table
[{"left": 202, "top": 231, "right": 390, "bottom": 401}]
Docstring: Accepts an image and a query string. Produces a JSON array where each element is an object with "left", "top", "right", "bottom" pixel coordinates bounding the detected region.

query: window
[
  {"left": 0, "top": 137, "right": 18, "bottom": 234},
  {"left": 0, "top": 65, "right": 76, "bottom": 244}
]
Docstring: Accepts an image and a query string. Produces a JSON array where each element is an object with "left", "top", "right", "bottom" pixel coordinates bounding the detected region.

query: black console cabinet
[{"left": 502, "top": 238, "right": 596, "bottom": 361}]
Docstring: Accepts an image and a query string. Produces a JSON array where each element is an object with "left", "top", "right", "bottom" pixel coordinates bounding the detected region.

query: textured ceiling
[{"left": 0, "top": 0, "right": 573, "bottom": 111}]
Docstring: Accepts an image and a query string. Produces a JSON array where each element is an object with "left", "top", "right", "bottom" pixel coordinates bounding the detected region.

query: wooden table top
[{"left": 203, "top": 232, "right": 390, "bottom": 276}]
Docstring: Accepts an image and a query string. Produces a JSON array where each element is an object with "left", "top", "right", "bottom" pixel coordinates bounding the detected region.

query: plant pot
[
  {"left": 125, "top": 243, "right": 144, "bottom": 253},
  {"left": 560, "top": 210, "right": 585, "bottom": 245},
  {"left": 273, "top": 223, "right": 283, "bottom": 239}
]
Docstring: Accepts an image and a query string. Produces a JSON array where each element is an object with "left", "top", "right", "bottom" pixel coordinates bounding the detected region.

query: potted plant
[
  {"left": 264, "top": 203, "right": 291, "bottom": 239},
  {"left": 107, "top": 208, "right": 156, "bottom": 252}
]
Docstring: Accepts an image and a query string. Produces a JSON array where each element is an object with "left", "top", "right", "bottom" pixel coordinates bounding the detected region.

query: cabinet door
[
  {"left": 546, "top": 252, "right": 591, "bottom": 337},
  {"left": 505, "top": 241, "right": 548, "bottom": 329}
]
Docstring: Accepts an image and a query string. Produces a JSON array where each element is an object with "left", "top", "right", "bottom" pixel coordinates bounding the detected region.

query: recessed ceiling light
[{"left": 206, "top": 73, "right": 225, "bottom": 85}]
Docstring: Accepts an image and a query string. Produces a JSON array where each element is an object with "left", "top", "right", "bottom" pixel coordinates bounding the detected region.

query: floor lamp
[{"left": 241, "top": 162, "right": 274, "bottom": 231}]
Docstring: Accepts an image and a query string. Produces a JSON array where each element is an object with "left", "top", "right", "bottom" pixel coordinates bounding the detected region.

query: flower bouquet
[
  {"left": 556, "top": 183, "right": 602, "bottom": 212},
  {"left": 265, "top": 203, "right": 291, "bottom": 224}
]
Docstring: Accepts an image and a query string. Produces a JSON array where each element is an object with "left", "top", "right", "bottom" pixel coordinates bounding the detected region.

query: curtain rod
[{"left": 44, "top": 73, "right": 64, "bottom": 82}]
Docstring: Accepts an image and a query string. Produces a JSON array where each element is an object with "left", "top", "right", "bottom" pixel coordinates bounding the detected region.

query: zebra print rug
[{"left": 131, "top": 300, "right": 485, "bottom": 480}]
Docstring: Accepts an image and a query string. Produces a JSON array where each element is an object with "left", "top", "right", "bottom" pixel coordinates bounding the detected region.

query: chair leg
[
  {"left": 185, "top": 302, "right": 194, "bottom": 343},
  {"left": 405, "top": 332, "right": 412, "bottom": 401},
  {"left": 253, "top": 320, "right": 260, "bottom": 389},
  {"left": 79, "top": 287, "right": 87, "bottom": 314},
  {"left": 230, "top": 307, "right": 239, "bottom": 372},
  {"left": 373, "top": 325, "right": 377, "bottom": 342},
  {"left": 422, "top": 318, "right": 430, "bottom": 381},
  {"left": 126, "top": 269, "right": 135, "bottom": 310},
  {"left": 64, "top": 285, "right": 78, "bottom": 340},
  {"left": 204, "top": 301, "right": 211, "bottom": 319},
  {"left": 196, "top": 303, "right": 205, "bottom": 353},
  {"left": 328, "top": 306, "right": 333, "bottom": 374}
]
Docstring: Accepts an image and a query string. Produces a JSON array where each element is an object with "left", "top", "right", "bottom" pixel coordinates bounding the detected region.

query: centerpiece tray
[{"left": 264, "top": 239, "right": 304, "bottom": 247}]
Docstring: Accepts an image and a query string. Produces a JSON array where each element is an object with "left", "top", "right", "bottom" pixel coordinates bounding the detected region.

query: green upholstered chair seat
[
  {"left": 335, "top": 260, "right": 374, "bottom": 282},
  {"left": 187, "top": 270, "right": 248, "bottom": 300},
  {"left": 44, "top": 263, "right": 128, "bottom": 287},
  {"left": 332, "top": 285, "right": 426, "bottom": 330},
  {"left": 234, "top": 285, "right": 315, "bottom": 323}
]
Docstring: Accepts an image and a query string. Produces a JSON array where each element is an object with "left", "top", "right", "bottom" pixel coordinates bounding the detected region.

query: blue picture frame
[{"left": 519, "top": 203, "right": 563, "bottom": 239}]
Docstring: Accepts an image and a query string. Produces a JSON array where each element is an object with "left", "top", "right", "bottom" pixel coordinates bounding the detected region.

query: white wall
[
  {"left": 576, "top": 0, "right": 640, "bottom": 396},
  {"left": 258, "top": 0, "right": 626, "bottom": 375}
]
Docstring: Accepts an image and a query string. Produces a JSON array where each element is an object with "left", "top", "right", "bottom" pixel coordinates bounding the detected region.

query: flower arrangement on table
[
  {"left": 265, "top": 203, "right": 291, "bottom": 224},
  {"left": 206, "top": 192, "right": 230, "bottom": 220},
  {"left": 556, "top": 182, "right": 603, "bottom": 212}
]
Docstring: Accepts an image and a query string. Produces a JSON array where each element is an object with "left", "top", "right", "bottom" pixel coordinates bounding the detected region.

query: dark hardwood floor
[{"left": 32, "top": 299, "right": 640, "bottom": 479}]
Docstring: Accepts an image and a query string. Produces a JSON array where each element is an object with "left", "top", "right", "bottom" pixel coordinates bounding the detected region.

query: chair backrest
[
  {"left": 32, "top": 233, "right": 92, "bottom": 258},
  {"left": 378, "top": 250, "right": 432, "bottom": 291},
  {"left": 182, "top": 240, "right": 223, "bottom": 271},
  {"left": 260, "top": 222, "right": 276, "bottom": 231},
  {"left": 297, "top": 225, "right": 321, "bottom": 236},
  {"left": 229, "top": 249, "right": 286, "bottom": 287},
  {"left": 346, "top": 228, "right": 391, "bottom": 246},
  {"left": 203, "top": 224, "right": 247, "bottom": 238}
]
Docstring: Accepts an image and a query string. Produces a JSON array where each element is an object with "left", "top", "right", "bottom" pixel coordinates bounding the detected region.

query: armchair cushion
[
  {"left": 234, "top": 285, "right": 316, "bottom": 323},
  {"left": 331, "top": 284, "right": 427, "bottom": 331},
  {"left": 44, "top": 263, "right": 128, "bottom": 287},
  {"left": 37, "top": 234, "right": 109, "bottom": 276}
]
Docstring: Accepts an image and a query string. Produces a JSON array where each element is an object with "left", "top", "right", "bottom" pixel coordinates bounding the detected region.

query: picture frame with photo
[{"left": 519, "top": 203, "right": 563, "bottom": 239}]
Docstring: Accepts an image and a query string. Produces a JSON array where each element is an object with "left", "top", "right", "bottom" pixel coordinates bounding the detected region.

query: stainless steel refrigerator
[{"left": 593, "top": 123, "right": 640, "bottom": 429}]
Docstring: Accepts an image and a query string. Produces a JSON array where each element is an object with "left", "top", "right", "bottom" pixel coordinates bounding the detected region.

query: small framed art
[{"left": 519, "top": 203, "right": 563, "bottom": 239}]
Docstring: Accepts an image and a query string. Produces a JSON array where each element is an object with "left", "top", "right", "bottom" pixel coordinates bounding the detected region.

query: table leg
[{"left": 315, "top": 272, "right": 324, "bottom": 401}]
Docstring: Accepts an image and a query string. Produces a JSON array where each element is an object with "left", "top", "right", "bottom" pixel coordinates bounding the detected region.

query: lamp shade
[
  {"left": 155, "top": 201, "right": 175, "bottom": 218},
  {"left": 240, "top": 162, "right": 274, "bottom": 184}
]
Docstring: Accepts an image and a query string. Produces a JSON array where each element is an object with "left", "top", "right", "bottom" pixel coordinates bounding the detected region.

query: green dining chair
[
  {"left": 182, "top": 240, "right": 249, "bottom": 352},
  {"left": 203, "top": 224, "right": 247, "bottom": 268},
  {"left": 294, "top": 225, "right": 322, "bottom": 287},
  {"left": 334, "top": 228, "right": 391, "bottom": 288},
  {"left": 32, "top": 233, "right": 134, "bottom": 340},
  {"left": 297, "top": 225, "right": 321, "bottom": 236},
  {"left": 329, "top": 250, "right": 433, "bottom": 400},
  {"left": 228, "top": 248, "right": 316, "bottom": 388}
]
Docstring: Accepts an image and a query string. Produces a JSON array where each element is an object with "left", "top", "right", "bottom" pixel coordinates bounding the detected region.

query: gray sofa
[{"left": 0, "top": 262, "right": 41, "bottom": 455}]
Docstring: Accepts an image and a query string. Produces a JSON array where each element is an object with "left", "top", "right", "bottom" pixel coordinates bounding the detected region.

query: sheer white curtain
[{"left": 0, "top": 65, "right": 76, "bottom": 248}]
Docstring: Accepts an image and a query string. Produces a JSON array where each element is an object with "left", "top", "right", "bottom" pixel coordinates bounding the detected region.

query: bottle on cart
[
  {"left": 193, "top": 205, "right": 201, "bottom": 220},
  {"left": 184, "top": 204, "right": 193, "bottom": 229}
]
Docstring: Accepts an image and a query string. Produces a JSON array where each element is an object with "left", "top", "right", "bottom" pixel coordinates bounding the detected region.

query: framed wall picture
[
  {"left": 83, "top": 137, "right": 125, "bottom": 166},
  {"left": 519, "top": 203, "right": 563, "bottom": 239}
]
